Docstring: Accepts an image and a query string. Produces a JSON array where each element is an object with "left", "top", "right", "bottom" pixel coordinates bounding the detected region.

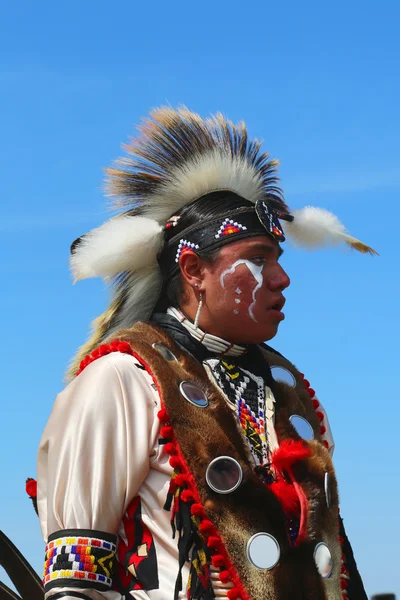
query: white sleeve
[{"left": 37, "top": 352, "right": 159, "bottom": 600}]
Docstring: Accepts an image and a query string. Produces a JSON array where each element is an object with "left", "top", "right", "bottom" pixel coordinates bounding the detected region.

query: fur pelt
[
  {"left": 70, "top": 216, "right": 164, "bottom": 282},
  {"left": 106, "top": 323, "right": 342, "bottom": 600}
]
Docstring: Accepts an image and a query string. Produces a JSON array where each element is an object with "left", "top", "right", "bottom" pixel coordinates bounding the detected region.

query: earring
[{"left": 194, "top": 292, "right": 203, "bottom": 329}]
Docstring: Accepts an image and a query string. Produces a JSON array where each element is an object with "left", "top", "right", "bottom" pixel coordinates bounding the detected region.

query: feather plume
[
  {"left": 66, "top": 265, "right": 162, "bottom": 379},
  {"left": 283, "top": 206, "right": 377, "bottom": 255},
  {"left": 70, "top": 216, "right": 164, "bottom": 282},
  {"left": 106, "top": 106, "right": 287, "bottom": 220}
]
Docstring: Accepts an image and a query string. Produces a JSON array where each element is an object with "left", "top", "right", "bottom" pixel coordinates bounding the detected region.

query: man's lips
[
  {"left": 268, "top": 296, "right": 286, "bottom": 312},
  {"left": 265, "top": 297, "right": 286, "bottom": 321}
]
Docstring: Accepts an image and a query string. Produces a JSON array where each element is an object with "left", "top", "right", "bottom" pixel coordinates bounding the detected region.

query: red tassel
[
  {"left": 303, "top": 379, "right": 310, "bottom": 388},
  {"left": 269, "top": 479, "right": 300, "bottom": 515},
  {"left": 191, "top": 503, "right": 205, "bottom": 517},
  {"left": 211, "top": 554, "right": 225, "bottom": 568},
  {"left": 169, "top": 456, "right": 182, "bottom": 469},
  {"left": 323, "top": 440, "right": 329, "bottom": 449},
  {"left": 199, "top": 519, "right": 215, "bottom": 534},
  {"left": 117, "top": 341, "right": 132, "bottom": 353},
  {"left": 164, "top": 442, "right": 177, "bottom": 455},
  {"left": 316, "top": 411, "right": 324, "bottom": 422},
  {"left": 181, "top": 489, "right": 195, "bottom": 503},
  {"left": 308, "top": 388, "right": 316, "bottom": 398},
  {"left": 340, "top": 578, "right": 349, "bottom": 590},
  {"left": 272, "top": 439, "right": 311, "bottom": 471},
  {"left": 320, "top": 425, "right": 326, "bottom": 435},
  {"left": 207, "top": 535, "right": 222, "bottom": 549},
  {"left": 160, "top": 426, "right": 173, "bottom": 438},
  {"left": 157, "top": 408, "right": 169, "bottom": 422},
  {"left": 312, "top": 399, "right": 320, "bottom": 409},
  {"left": 219, "top": 570, "right": 231, "bottom": 584},
  {"left": 174, "top": 474, "right": 188, "bottom": 487},
  {"left": 227, "top": 589, "right": 241, "bottom": 600},
  {"left": 25, "top": 478, "right": 37, "bottom": 498}
]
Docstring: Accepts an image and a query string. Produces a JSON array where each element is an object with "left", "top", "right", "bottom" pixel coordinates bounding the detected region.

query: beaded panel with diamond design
[{"left": 204, "top": 358, "right": 269, "bottom": 465}]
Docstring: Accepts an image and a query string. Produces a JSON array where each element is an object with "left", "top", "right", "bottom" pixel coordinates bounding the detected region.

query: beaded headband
[{"left": 160, "top": 199, "right": 294, "bottom": 276}]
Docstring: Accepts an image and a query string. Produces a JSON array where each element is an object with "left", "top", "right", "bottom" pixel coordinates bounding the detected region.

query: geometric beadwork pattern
[
  {"left": 215, "top": 218, "right": 247, "bottom": 239},
  {"left": 204, "top": 358, "right": 269, "bottom": 466},
  {"left": 43, "top": 529, "right": 117, "bottom": 591},
  {"left": 175, "top": 239, "right": 200, "bottom": 263}
]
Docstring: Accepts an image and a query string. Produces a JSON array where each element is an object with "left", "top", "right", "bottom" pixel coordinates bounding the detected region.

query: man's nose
[{"left": 267, "top": 267, "right": 291, "bottom": 292}]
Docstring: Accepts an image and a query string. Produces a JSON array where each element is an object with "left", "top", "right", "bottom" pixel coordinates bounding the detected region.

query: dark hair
[{"left": 154, "top": 191, "right": 253, "bottom": 312}]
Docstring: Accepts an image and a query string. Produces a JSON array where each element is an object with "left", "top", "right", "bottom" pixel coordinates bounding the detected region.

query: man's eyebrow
[{"left": 245, "top": 242, "right": 284, "bottom": 258}]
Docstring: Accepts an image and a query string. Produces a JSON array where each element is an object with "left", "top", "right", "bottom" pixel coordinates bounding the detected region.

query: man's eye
[{"left": 250, "top": 256, "right": 265, "bottom": 265}]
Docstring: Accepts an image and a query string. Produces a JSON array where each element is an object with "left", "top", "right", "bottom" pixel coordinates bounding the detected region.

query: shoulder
[{"left": 54, "top": 351, "right": 157, "bottom": 418}]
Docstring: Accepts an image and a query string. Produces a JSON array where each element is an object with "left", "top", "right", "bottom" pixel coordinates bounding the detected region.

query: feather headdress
[{"left": 67, "top": 106, "right": 376, "bottom": 379}]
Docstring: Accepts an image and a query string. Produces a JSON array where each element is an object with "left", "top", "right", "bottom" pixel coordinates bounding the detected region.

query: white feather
[
  {"left": 283, "top": 206, "right": 355, "bottom": 249},
  {"left": 141, "top": 150, "right": 265, "bottom": 223},
  {"left": 70, "top": 216, "right": 164, "bottom": 281}
]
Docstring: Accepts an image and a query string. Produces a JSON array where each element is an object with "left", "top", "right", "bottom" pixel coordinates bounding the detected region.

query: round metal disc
[
  {"left": 246, "top": 533, "right": 280, "bottom": 570},
  {"left": 289, "top": 414, "right": 315, "bottom": 440},
  {"left": 152, "top": 343, "right": 177, "bottom": 362},
  {"left": 206, "top": 456, "right": 243, "bottom": 494},
  {"left": 314, "top": 542, "right": 333, "bottom": 578},
  {"left": 179, "top": 381, "right": 209, "bottom": 408},
  {"left": 270, "top": 366, "right": 296, "bottom": 387}
]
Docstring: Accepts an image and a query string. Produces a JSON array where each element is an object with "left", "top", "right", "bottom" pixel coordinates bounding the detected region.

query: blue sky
[{"left": 1, "top": 1, "right": 399, "bottom": 596}]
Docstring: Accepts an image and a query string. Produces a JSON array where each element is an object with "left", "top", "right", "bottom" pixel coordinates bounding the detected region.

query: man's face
[{"left": 200, "top": 235, "right": 290, "bottom": 343}]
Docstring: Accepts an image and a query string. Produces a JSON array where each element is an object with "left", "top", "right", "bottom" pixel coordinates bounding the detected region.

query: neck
[{"left": 167, "top": 307, "right": 247, "bottom": 357}]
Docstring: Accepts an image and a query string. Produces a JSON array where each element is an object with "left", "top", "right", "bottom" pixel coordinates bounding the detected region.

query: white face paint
[{"left": 220, "top": 259, "right": 264, "bottom": 322}]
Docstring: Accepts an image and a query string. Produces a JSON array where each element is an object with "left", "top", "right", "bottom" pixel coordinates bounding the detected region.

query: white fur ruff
[
  {"left": 70, "top": 216, "right": 164, "bottom": 281},
  {"left": 141, "top": 151, "right": 265, "bottom": 223}
]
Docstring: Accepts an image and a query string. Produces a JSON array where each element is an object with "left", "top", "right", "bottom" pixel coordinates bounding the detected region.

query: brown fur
[{"left": 110, "top": 323, "right": 342, "bottom": 599}]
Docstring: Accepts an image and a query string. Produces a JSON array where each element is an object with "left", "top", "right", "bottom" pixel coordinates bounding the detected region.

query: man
[{"left": 36, "top": 107, "right": 374, "bottom": 600}]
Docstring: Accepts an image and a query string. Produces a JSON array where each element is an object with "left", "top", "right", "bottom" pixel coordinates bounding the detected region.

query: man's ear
[{"left": 179, "top": 251, "right": 204, "bottom": 290}]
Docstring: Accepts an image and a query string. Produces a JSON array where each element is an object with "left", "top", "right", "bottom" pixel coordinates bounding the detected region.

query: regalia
[{"left": 1, "top": 107, "right": 374, "bottom": 600}]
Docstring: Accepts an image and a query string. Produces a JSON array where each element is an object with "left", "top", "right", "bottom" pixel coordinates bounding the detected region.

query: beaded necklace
[{"left": 167, "top": 307, "right": 246, "bottom": 357}]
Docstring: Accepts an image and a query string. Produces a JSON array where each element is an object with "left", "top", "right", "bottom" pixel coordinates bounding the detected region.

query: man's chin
[
  {"left": 258, "top": 320, "right": 282, "bottom": 342},
  {"left": 238, "top": 323, "right": 280, "bottom": 345}
]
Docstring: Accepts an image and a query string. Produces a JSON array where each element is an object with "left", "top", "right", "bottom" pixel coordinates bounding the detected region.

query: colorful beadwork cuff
[{"left": 43, "top": 529, "right": 117, "bottom": 592}]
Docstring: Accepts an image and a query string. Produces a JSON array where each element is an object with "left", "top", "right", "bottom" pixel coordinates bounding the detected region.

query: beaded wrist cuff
[{"left": 43, "top": 529, "right": 116, "bottom": 592}]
